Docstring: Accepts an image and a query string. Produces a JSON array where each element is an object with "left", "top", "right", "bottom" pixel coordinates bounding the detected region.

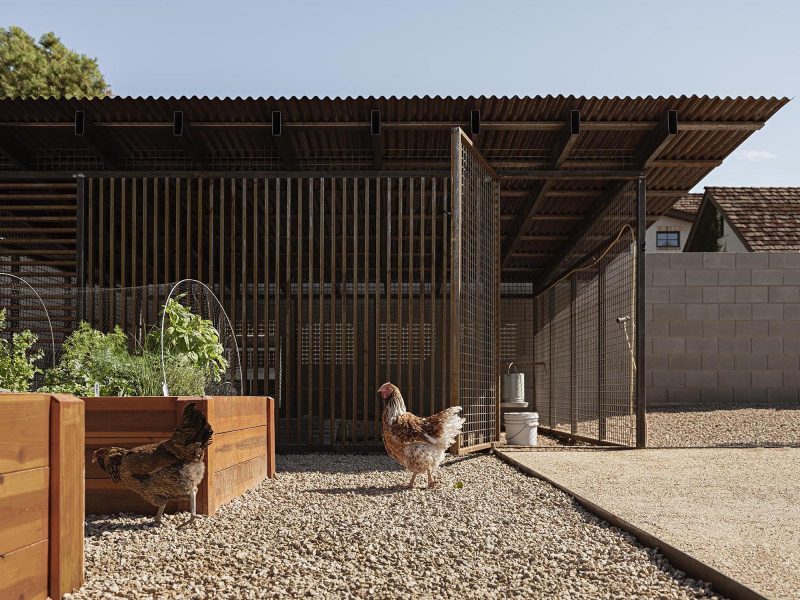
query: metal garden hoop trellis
[
  {"left": 159, "top": 278, "right": 244, "bottom": 396},
  {"left": 0, "top": 272, "right": 56, "bottom": 369}
]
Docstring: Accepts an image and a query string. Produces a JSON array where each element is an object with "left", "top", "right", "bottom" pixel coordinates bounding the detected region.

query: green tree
[{"left": 0, "top": 26, "right": 108, "bottom": 98}]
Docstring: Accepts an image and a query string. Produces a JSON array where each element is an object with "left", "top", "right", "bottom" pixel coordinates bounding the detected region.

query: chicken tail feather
[
  {"left": 171, "top": 402, "right": 214, "bottom": 454},
  {"left": 435, "top": 406, "right": 466, "bottom": 449}
]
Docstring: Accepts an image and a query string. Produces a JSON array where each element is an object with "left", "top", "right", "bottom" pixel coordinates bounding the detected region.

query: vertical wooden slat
[
  {"left": 131, "top": 178, "right": 137, "bottom": 288},
  {"left": 363, "top": 178, "right": 370, "bottom": 440},
  {"left": 219, "top": 178, "right": 226, "bottom": 312},
  {"left": 109, "top": 178, "right": 115, "bottom": 301},
  {"left": 185, "top": 177, "right": 191, "bottom": 280},
  {"left": 98, "top": 179, "right": 104, "bottom": 291},
  {"left": 351, "top": 178, "right": 357, "bottom": 442},
  {"left": 240, "top": 179, "right": 249, "bottom": 394},
  {"left": 318, "top": 178, "right": 324, "bottom": 446},
  {"left": 373, "top": 178, "right": 381, "bottom": 437},
  {"left": 253, "top": 178, "right": 260, "bottom": 395},
  {"left": 164, "top": 177, "right": 170, "bottom": 284},
  {"left": 385, "top": 178, "right": 392, "bottom": 392},
  {"left": 408, "top": 178, "right": 414, "bottom": 404},
  {"left": 330, "top": 179, "right": 337, "bottom": 446},
  {"left": 175, "top": 178, "right": 181, "bottom": 280},
  {"left": 153, "top": 177, "right": 159, "bottom": 286},
  {"left": 431, "top": 178, "right": 437, "bottom": 406},
  {"left": 294, "top": 178, "right": 302, "bottom": 443},
  {"left": 196, "top": 178, "right": 203, "bottom": 281},
  {"left": 230, "top": 179, "right": 237, "bottom": 348},
  {"left": 341, "top": 177, "right": 348, "bottom": 443},
  {"left": 263, "top": 178, "right": 270, "bottom": 397},
  {"left": 275, "top": 178, "right": 282, "bottom": 418},
  {"left": 307, "top": 178, "right": 314, "bottom": 446},
  {"left": 88, "top": 179, "right": 94, "bottom": 321},
  {"left": 450, "top": 130, "right": 462, "bottom": 454},
  {"left": 143, "top": 178, "right": 149, "bottom": 316}
]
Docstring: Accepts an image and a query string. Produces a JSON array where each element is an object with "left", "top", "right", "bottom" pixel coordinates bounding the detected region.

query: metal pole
[{"left": 636, "top": 177, "right": 647, "bottom": 448}]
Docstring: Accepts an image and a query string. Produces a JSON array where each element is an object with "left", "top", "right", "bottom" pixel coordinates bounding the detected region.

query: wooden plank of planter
[
  {"left": 211, "top": 426, "right": 267, "bottom": 472},
  {"left": 49, "top": 394, "right": 85, "bottom": 599},
  {"left": 83, "top": 396, "right": 177, "bottom": 436},
  {"left": 211, "top": 454, "right": 267, "bottom": 515},
  {"left": 204, "top": 396, "right": 267, "bottom": 433},
  {"left": 0, "top": 539, "right": 48, "bottom": 600},
  {"left": 0, "top": 394, "right": 50, "bottom": 473},
  {"left": 85, "top": 479, "right": 176, "bottom": 515},
  {"left": 0, "top": 466, "right": 49, "bottom": 556}
]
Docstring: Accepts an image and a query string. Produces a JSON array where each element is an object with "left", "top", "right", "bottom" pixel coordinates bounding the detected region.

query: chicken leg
[
  {"left": 407, "top": 473, "right": 418, "bottom": 489},
  {"left": 177, "top": 489, "right": 197, "bottom": 529},
  {"left": 427, "top": 469, "right": 436, "bottom": 489},
  {"left": 154, "top": 503, "right": 166, "bottom": 526}
]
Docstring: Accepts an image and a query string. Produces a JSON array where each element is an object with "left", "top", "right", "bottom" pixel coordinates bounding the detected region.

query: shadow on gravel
[
  {"left": 276, "top": 455, "right": 403, "bottom": 474},
  {"left": 303, "top": 484, "right": 410, "bottom": 496},
  {"left": 84, "top": 518, "right": 162, "bottom": 538}
]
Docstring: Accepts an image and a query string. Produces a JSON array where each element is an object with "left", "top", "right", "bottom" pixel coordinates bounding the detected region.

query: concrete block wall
[{"left": 646, "top": 252, "right": 800, "bottom": 407}]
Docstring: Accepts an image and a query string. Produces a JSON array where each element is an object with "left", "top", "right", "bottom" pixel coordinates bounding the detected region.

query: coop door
[{"left": 449, "top": 129, "right": 501, "bottom": 454}]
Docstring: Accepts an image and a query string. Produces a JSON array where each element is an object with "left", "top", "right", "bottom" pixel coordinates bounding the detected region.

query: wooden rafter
[{"left": 0, "top": 128, "right": 33, "bottom": 169}]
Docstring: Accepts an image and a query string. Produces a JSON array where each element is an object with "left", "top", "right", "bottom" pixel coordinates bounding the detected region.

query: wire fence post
[{"left": 636, "top": 176, "right": 647, "bottom": 448}]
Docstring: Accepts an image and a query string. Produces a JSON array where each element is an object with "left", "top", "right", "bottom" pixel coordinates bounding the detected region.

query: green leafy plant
[
  {"left": 0, "top": 308, "right": 44, "bottom": 391},
  {"left": 41, "top": 322, "right": 133, "bottom": 396},
  {"left": 126, "top": 350, "right": 206, "bottom": 396},
  {"left": 148, "top": 295, "right": 228, "bottom": 383}
]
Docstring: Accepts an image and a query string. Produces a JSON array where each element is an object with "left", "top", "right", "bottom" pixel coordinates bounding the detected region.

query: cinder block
[
  {"left": 668, "top": 388, "right": 701, "bottom": 405},
  {"left": 653, "top": 304, "right": 686, "bottom": 322},
  {"left": 668, "top": 353, "right": 702, "bottom": 370},
  {"left": 646, "top": 320, "right": 669, "bottom": 337},
  {"left": 752, "top": 303, "right": 784, "bottom": 321},
  {"left": 685, "top": 337, "right": 718, "bottom": 353},
  {"left": 718, "top": 369, "right": 752, "bottom": 388},
  {"left": 783, "top": 369, "right": 800, "bottom": 387},
  {"left": 734, "top": 321, "right": 769, "bottom": 337},
  {"left": 769, "top": 253, "right": 800, "bottom": 269},
  {"left": 769, "top": 286, "right": 800, "bottom": 303},
  {"left": 651, "top": 337, "right": 685, "bottom": 354},
  {"left": 752, "top": 370, "right": 783, "bottom": 388},
  {"left": 653, "top": 269, "right": 686, "bottom": 287},
  {"left": 768, "top": 387, "right": 799, "bottom": 403},
  {"left": 687, "top": 303, "right": 719, "bottom": 321},
  {"left": 645, "top": 303, "right": 653, "bottom": 322},
  {"left": 686, "top": 269, "right": 717, "bottom": 286},
  {"left": 721, "top": 337, "right": 752, "bottom": 354},
  {"left": 702, "top": 321, "right": 736, "bottom": 337},
  {"left": 752, "top": 269, "right": 784, "bottom": 285},
  {"left": 652, "top": 370, "right": 685, "bottom": 388},
  {"left": 734, "top": 353, "right": 767, "bottom": 370},
  {"left": 720, "top": 269, "right": 752, "bottom": 286},
  {"left": 646, "top": 387, "right": 669, "bottom": 406},
  {"left": 702, "top": 286, "right": 735, "bottom": 303},
  {"left": 646, "top": 286, "right": 670, "bottom": 304},
  {"left": 670, "top": 287, "right": 702, "bottom": 304},
  {"left": 734, "top": 387, "right": 767, "bottom": 403},
  {"left": 647, "top": 254, "right": 671, "bottom": 270},
  {"left": 781, "top": 269, "right": 800, "bottom": 285},
  {"left": 669, "top": 320, "right": 697, "bottom": 337},
  {"left": 701, "top": 387, "right": 734, "bottom": 403},
  {"left": 783, "top": 339, "right": 800, "bottom": 355},
  {"left": 645, "top": 268, "right": 653, "bottom": 287},
  {"left": 703, "top": 253, "right": 736, "bottom": 269},
  {"left": 752, "top": 337, "right": 783, "bottom": 354},
  {"left": 702, "top": 353, "right": 734, "bottom": 370},
  {"left": 719, "top": 303, "right": 752, "bottom": 320},
  {"left": 645, "top": 370, "right": 652, "bottom": 388},
  {"left": 735, "top": 253, "right": 769, "bottom": 269},
  {"left": 768, "top": 354, "right": 798, "bottom": 370},
  {"left": 770, "top": 320, "right": 800, "bottom": 338},
  {"left": 735, "top": 287, "right": 768, "bottom": 303},
  {"left": 669, "top": 253, "right": 703, "bottom": 269},
  {"left": 783, "top": 304, "right": 800, "bottom": 320},
  {"left": 645, "top": 352, "right": 669, "bottom": 370},
  {"left": 685, "top": 370, "right": 718, "bottom": 387}
]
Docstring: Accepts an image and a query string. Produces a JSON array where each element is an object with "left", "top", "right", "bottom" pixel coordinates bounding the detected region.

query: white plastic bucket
[{"left": 504, "top": 412, "right": 539, "bottom": 446}]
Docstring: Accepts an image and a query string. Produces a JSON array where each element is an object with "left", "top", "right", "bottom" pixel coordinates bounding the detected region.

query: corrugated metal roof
[{"left": 0, "top": 95, "right": 789, "bottom": 278}]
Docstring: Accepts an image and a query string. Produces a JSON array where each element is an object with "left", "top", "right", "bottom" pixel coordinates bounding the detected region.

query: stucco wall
[
  {"left": 646, "top": 252, "right": 800, "bottom": 407},
  {"left": 646, "top": 216, "right": 693, "bottom": 253}
]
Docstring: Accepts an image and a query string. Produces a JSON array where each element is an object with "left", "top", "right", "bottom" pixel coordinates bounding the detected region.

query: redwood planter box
[
  {"left": 84, "top": 395, "right": 275, "bottom": 517},
  {"left": 0, "top": 393, "right": 84, "bottom": 600}
]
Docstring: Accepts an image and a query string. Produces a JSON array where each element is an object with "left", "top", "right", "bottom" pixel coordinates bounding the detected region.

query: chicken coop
[{"left": 0, "top": 95, "right": 787, "bottom": 450}]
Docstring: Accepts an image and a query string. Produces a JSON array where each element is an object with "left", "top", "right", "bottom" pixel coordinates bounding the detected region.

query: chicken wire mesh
[{"left": 532, "top": 181, "right": 639, "bottom": 446}]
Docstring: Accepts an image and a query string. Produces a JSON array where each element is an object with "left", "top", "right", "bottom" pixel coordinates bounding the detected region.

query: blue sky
[{"left": 4, "top": 0, "right": 799, "bottom": 190}]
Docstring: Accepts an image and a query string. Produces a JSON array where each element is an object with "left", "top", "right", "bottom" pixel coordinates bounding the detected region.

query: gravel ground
[
  {"left": 647, "top": 404, "right": 800, "bottom": 447},
  {"left": 67, "top": 454, "right": 720, "bottom": 600},
  {"left": 502, "top": 448, "right": 800, "bottom": 600}
]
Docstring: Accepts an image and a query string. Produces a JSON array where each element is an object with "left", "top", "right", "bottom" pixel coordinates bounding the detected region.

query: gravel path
[
  {"left": 68, "top": 454, "right": 720, "bottom": 599},
  {"left": 647, "top": 405, "right": 800, "bottom": 447},
  {"left": 501, "top": 448, "right": 800, "bottom": 600}
]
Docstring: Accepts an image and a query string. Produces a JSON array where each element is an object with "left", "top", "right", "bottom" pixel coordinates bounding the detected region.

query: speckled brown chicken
[
  {"left": 378, "top": 382, "right": 465, "bottom": 488},
  {"left": 93, "top": 402, "right": 213, "bottom": 527}
]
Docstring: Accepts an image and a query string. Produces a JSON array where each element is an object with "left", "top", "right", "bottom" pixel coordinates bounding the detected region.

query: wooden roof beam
[
  {"left": 640, "top": 110, "right": 678, "bottom": 169},
  {"left": 173, "top": 111, "right": 211, "bottom": 170},
  {"left": 271, "top": 111, "right": 297, "bottom": 170},
  {"left": 501, "top": 111, "right": 580, "bottom": 266},
  {"left": 74, "top": 111, "right": 120, "bottom": 169}
]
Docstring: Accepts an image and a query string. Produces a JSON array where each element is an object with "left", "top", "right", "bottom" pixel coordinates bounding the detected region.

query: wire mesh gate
[
  {"left": 450, "top": 130, "right": 501, "bottom": 453},
  {"left": 531, "top": 180, "right": 645, "bottom": 447}
]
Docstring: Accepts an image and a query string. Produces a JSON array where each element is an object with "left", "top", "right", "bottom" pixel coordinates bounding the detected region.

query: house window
[{"left": 656, "top": 231, "right": 680, "bottom": 248}]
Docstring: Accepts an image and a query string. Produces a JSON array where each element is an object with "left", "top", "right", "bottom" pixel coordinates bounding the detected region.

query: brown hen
[
  {"left": 378, "top": 382, "right": 465, "bottom": 488},
  {"left": 93, "top": 402, "right": 213, "bottom": 527}
]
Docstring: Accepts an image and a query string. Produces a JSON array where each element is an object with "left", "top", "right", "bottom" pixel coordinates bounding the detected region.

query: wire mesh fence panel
[
  {"left": 452, "top": 130, "right": 500, "bottom": 452},
  {"left": 531, "top": 181, "right": 639, "bottom": 446}
]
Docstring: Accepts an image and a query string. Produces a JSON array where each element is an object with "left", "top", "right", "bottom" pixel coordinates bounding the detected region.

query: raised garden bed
[
  {"left": 0, "top": 393, "right": 84, "bottom": 600},
  {"left": 84, "top": 395, "right": 275, "bottom": 516}
]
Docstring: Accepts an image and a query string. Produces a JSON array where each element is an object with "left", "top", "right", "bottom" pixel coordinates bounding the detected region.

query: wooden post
[
  {"left": 49, "top": 394, "right": 85, "bottom": 599},
  {"left": 266, "top": 396, "right": 277, "bottom": 479}
]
